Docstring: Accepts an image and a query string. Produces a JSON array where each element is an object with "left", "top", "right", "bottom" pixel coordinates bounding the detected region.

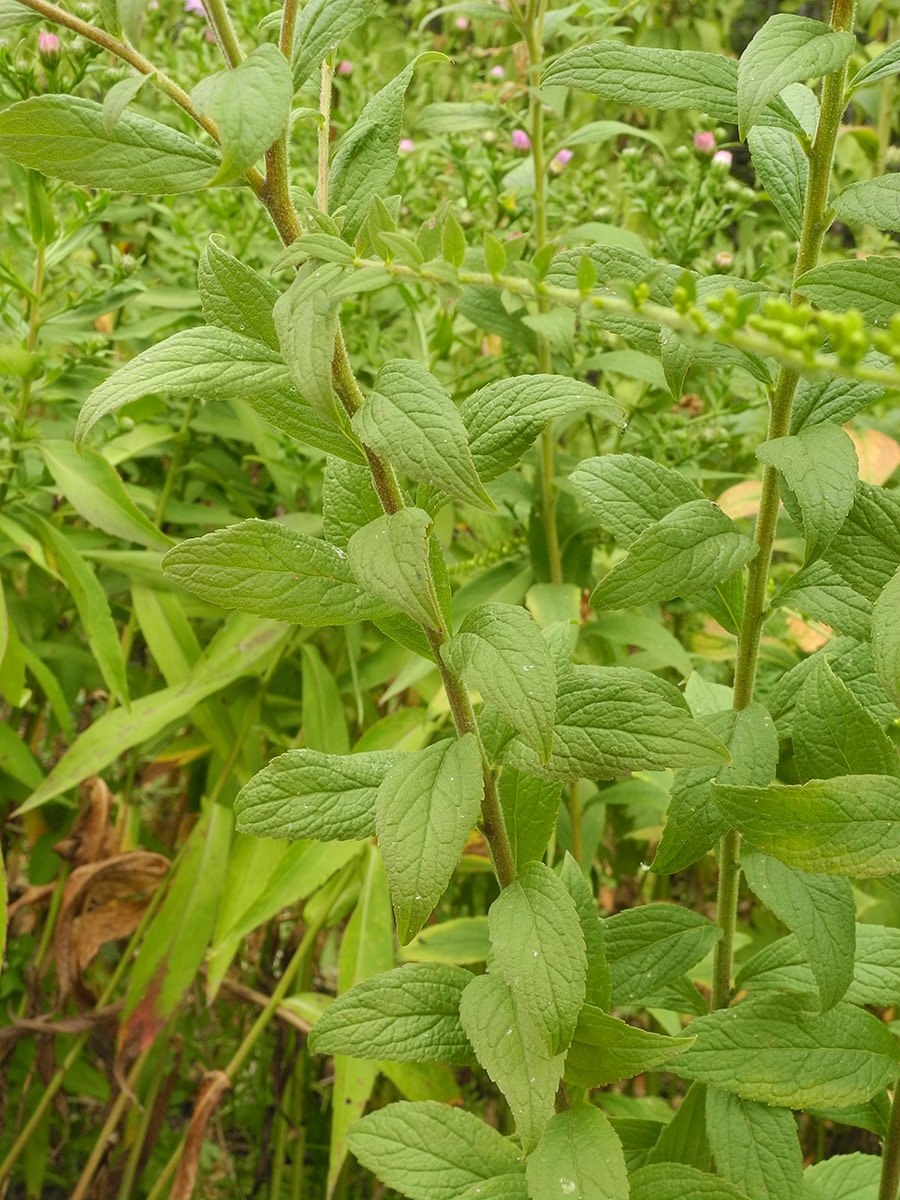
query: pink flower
[
  {"left": 713, "top": 149, "right": 733, "bottom": 168},
  {"left": 337, "top": 60, "right": 353, "bottom": 76},
  {"left": 693, "top": 130, "right": 715, "bottom": 154},
  {"left": 204, "top": 27, "right": 216, "bottom": 41},
  {"left": 454, "top": 15, "right": 469, "bottom": 29},
  {"left": 38, "top": 30, "right": 60, "bottom": 59},
  {"left": 511, "top": 129, "right": 531, "bottom": 151},
  {"left": 715, "top": 251, "right": 734, "bottom": 269},
  {"left": 489, "top": 64, "right": 505, "bottom": 79},
  {"left": 399, "top": 137, "right": 415, "bottom": 153},
  {"left": 551, "top": 147, "right": 574, "bottom": 172},
  {"left": 183, "top": 0, "right": 205, "bottom": 14}
]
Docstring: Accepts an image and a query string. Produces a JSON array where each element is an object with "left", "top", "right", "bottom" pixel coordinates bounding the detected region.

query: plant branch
[
  {"left": 880, "top": 1085, "right": 900, "bottom": 1200},
  {"left": 201, "top": 0, "right": 243, "bottom": 68}
]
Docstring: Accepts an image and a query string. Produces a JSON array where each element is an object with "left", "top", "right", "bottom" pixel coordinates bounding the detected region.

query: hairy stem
[
  {"left": 201, "top": 0, "right": 243, "bottom": 67},
  {"left": 880, "top": 1085, "right": 900, "bottom": 1200},
  {"left": 711, "top": 0, "right": 857, "bottom": 1010}
]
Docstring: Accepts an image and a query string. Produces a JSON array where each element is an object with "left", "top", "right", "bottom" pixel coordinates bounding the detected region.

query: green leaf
[
  {"left": 191, "top": 45, "right": 292, "bottom": 185},
  {"left": 773, "top": 561, "right": 872, "bottom": 642},
  {"left": 459, "top": 973, "right": 563, "bottom": 1152},
  {"left": 630, "top": 1164, "right": 750, "bottom": 1200},
  {"left": 676, "top": 997, "right": 900, "bottom": 1108},
  {"left": 791, "top": 351, "right": 889, "bottom": 432},
  {"left": 74, "top": 326, "right": 362, "bottom": 462},
  {"left": 35, "top": 517, "right": 129, "bottom": 708},
  {"left": 442, "top": 212, "right": 466, "bottom": 268},
  {"left": 712, "top": 774, "right": 900, "bottom": 878},
  {"left": 17, "top": 614, "right": 288, "bottom": 812},
  {"left": 742, "top": 850, "right": 855, "bottom": 1010},
  {"left": 605, "top": 904, "right": 720, "bottom": 1008},
  {"left": 850, "top": 40, "right": 900, "bottom": 92},
  {"left": 273, "top": 261, "right": 346, "bottom": 426},
  {"left": 443, "top": 604, "right": 556, "bottom": 761},
  {"left": 825, "top": 482, "right": 900, "bottom": 602},
  {"left": 292, "top": 0, "right": 378, "bottom": 90},
  {"left": 757, "top": 424, "right": 857, "bottom": 563},
  {"left": 565, "top": 1005, "right": 694, "bottom": 1089},
  {"left": 0, "top": 95, "right": 218, "bottom": 192},
  {"left": 120, "top": 805, "right": 230, "bottom": 1054},
  {"left": 198, "top": 235, "right": 279, "bottom": 350},
  {"left": 461, "top": 377, "right": 622, "bottom": 484},
  {"left": 301, "top": 642, "right": 350, "bottom": 754},
  {"left": 706, "top": 1090, "right": 802, "bottom": 1200},
  {"left": 352, "top": 359, "right": 494, "bottom": 511},
  {"left": 347, "top": 1101, "right": 522, "bottom": 1200},
  {"left": 747, "top": 126, "right": 808, "bottom": 239},
  {"left": 873, "top": 563, "right": 900, "bottom": 707},
  {"left": 525, "top": 1107, "right": 628, "bottom": 1200},
  {"left": 832, "top": 175, "right": 900, "bottom": 233},
  {"left": 102, "top": 73, "right": 153, "bottom": 135},
  {"left": 793, "top": 657, "right": 899, "bottom": 781},
  {"left": 489, "top": 861, "right": 586, "bottom": 1055},
  {"left": 590, "top": 500, "right": 757, "bottom": 611},
  {"left": 399, "top": 916, "right": 489, "bottom": 965},
  {"left": 646, "top": 1082, "right": 710, "bottom": 1169},
  {"left": 511, "top": 664, "right": 727, "bottom": 783},
  {"left": 559, "top": 853, "right": 611, "bottom": 1010},
  {"left": 309, "top": 962, "right": 474, "bottom": 1063},
  {"left": 0, "top": 721, "right": 44, "bottom": 790},
  {"left": 456, "top": 1177, "right": 529, "bottom": 1200},
  {"left": 737, "top": 15, "right": 854, "bottom": 138},
  {"left": 804, "top": 1153, "right": 883, "bottom": 1200},
  {"left": 38, "top": 439, "right": 169, "bottom": 551},
  {"left": 234, "top": 748, "right": 398, "bottom": 841},
  {"left": 348, "top": 508, "right": 443, "bottom": 632},
  {"left": 376, "top": 734, "right": 483, "bottom": 943},
  {"left": 162, "top": 519, "right": 391, "bottom": 626},
  {"left": 498, "top": 770, "right": 561, "bottom": 870},
  {"left": 654, "top": 704, "right": 778, "bottom": 875},
  {"left": 569, "top": 455, "right": 704, "bottom": 548},
  {"left": 795, "top": 257, "right": 900, "bottom": 328}
]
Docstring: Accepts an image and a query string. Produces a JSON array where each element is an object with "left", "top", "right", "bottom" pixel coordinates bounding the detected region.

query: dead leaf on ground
[
  {"left": 53, "top": 776, "right": 119, "bottom": 866},
  {"left": 845, "top": 426, "right": 900, "bottom": 486}
]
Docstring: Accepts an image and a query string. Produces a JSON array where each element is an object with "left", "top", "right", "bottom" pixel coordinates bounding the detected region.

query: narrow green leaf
[
  {"left": 525, "top": 1107, "right": 628, "bottom": 1200},
  {"left": 795, "top": 257, "right": 900, "bottom": 327},
  {"left": 399, "top": 916, "right": 489, "bottom": 965},
  {"left": 352, "top": 359, "right": 494, "bottom": 511},
  {"left": 198, "top": 235, "right": 279, "bottom": 350},
  {"left": 310, "top": 962, "right": 474, "bottom": 1063},
  {"left": 488, "top": 861, "right": 586, "bottom": 1055},
  {"left": 273, "top": 261, "right": 346, "bottom": 426},
  {"left": 773, "top": 561, "right": 872, "bottom": 642},
  {"left": 791, "top": 350, "right": 889, "bottom": 432},
  {"left": 442, "top": 212, "right": 466, "bottom": 268},
  {"left": 191, "top": 45, "right": 292, "bottom": 185},
  {"left": 347, "top": 1101, "right": 522, "bottom": 1200},
  {"left": 443, "top": 604, "right": 556, "bottom": 761},
  {"left": 348, "top": 508, "right": 443, "bottom": 632},
  {"left": 498, "top": 769, "right": 561, "bottom": 870},
  {"left": 712, "top": 774, "right": 900, "bottom": 878},
  {"left": 630, "top": 1164, "right": 750, "bottom": 1200},
  {"left": 832, "top": 175, "right": 900, "bottom": 232},
  {"left": 757, "top": 424, "right": 857, "bottom": 563},
  {"left": 0, "top": 721, "right": 44, "bottom": 790},
  {"left": 646, "top": 1081, "right": 710, "bottom": 1169},
  {"left": 850, "top": 40, "right": 900, "bottom": 91},
  {"left": 234, "top": 748, "right": 398, "bottom": 841},
  {"left": 793, "top": 657, "right": 899, "bottom": 781},
  {"left": 102, "top": 73, "right": 152, "bottom": 135},
  {"left": 747, "top": 126, "right": 808, "bottom": 239},
  {"left": 559, "top": 853, "right": 611, "bottom": 1010},
  {"left": 0, "top": 95, "right": 219, "bottom": 192},
  {"left": 459, "top": 973, "right": 563, "bottom": 1153},
  {"left": 676, "top": 997, "right": 900, "bottom": 1108},
  {"left": 301, "top": 643, "right": 350, "bottom": 754},
  {"left": 569, "top": 455, "right": 704, "bottom": 548},
  {"left": 565, "top": 1005, "right": 694, "bottom": 1089},
  {"left": 162, "top": 519, "right": 391, "bottom": 626},
  {"left": 873, "top": 563, "right": 900, "bottom": 707},
  {"left": 706, "top": 1090, "right": 802, "bottom": 1200},
  {"left": 737, "top": 15, "right": 854, "bottom": 138},
  {"left": 376, "top": 734, "right": 483, "bottom": 943},
  {"left": 742, "top": 850, "right": 855, "bottom": 1010},
  {"left": 292, "top": 0, "right": 378, "bottom": 90},
  {"left": 461, "top": 377, "right": 622, "bottom": 484},
  {"left": 606, "top": 904, "right": 720, "bottom": 1008}
]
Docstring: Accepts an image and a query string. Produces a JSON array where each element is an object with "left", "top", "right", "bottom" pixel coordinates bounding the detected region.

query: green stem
[
  {"left": 875, "top": 16, "right": 900, "bottom": 177},
  {"left": 69, "top": 1046, "right": 151, "bottom": 1200},
  {"left": 318, "top": 59, "right": 333, "bottom": 212},
  {"left": 880, "top": 1085, "right": 900, "bottom": 1200},
  {"left": 710, "top": 0, "right": 857, "bottom": 1011},
  {"left": 201, "top": 0, "right": 243, "bottom": 67},
  {"left": 0, "top": 239, "right": 43, "bottom": 507}
]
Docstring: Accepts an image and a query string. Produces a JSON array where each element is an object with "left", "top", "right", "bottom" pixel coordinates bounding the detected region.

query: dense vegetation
[{"left": 1, "top": 0, "right": 900, "bottom": 1196}]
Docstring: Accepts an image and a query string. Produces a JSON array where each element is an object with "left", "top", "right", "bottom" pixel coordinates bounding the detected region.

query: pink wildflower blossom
[
  {"left": 693, "top": 130, "right": 715, "bottom": 154},
  {"left": 38, "top": 30, "right": 60, "bottom": 57},
  {"left": 713, "top": 149, "right": 733, "bottom": 168},
  {"left": 511, "top": 129, "right": 531, "bottom": 151},
  {"left": 337, "top": 60, "right": 353, "bottom": 76},
  {"left": 399, "top": 138, "right": 415, "bottom": 153},
  {"left": 489, "top": 64, "right": 505, "bottom": 79},
  {"left": 454, "top": 15, "right": 469, "bottom": 29},
  {"left": 183, "top": 0, "right": 205, "bottom": 14}
]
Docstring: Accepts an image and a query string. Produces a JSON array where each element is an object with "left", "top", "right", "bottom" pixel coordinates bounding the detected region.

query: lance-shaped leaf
[
  {"left": 706, "top": 1090, "right": 803, "bottom": 1200},
  {"left": 606, "top": 903, "right": 720, "bottom": 1008},
  {"left": 525, "top": 1107, "right": 628, "bottom": 1200},
  {"left": 234, "top": 748, "right": 399, "bottom": 842},
  {"left": 676, "top": 997, "right": 900, "bottom": 1108},
  {"left": 712, "top": 774, "right": 900, "bottom": 878},
  {"left": 747, "top": 125, "right": 808, "bottom": 239},
  {"left": 460, "top": 376, "right": 622, "bottom": 483},
  {"left": 442, "top": 604, "right": 556, "bottom": 761},
  {"left": 0, "top": 95, "right": 219, "bottom": 192},
  {"left": 459, "top": 973, "right": 563, "bottom": 1153},
  {"left": 757, "top": 424, "right": 857, "bottom": 563},
  {"left": 292, "top": 0, "right": 378, "bottom": 89},
  {"left": 570, "top": 454, "right": 704, "bottom": 547},
  {"left": 348, "top": 508, "right": 443, "bottom": 632},
  {"left": 162, "top": 519, "right": 393, "bottom": 625},
  {"left": 191, "top": 45, "right": 292, "bottom": 185},
  {"left": 309, "top": 962, "right": 474, "bottom": 1063},
  {"left": 352, "top": 359, "right": 494, "bottom": 511},
  {"left": 376, "top": 735, "right": 483, "bottom": 943},
  {"left": 347, "top": 1101, "right": 522, "bottom": 1200},
  {"left": 498, "top": 770, "right": 561, "bottom": 870},
  {"left": 559, "top": 853, "right": 611, "bottom": 1010},
  {"left": 631, "top": 1164, "right": 751, "bottom": 1200},
  {"left": 793, "top": 657, "right": 899, "bottom": 782},
  {"left": 742, "top": 850, "right": 855, "bottom": 1011},
  {"left": 565, "top": 1004, "right": 694, "bottom": 1089},
  {"left": 832, "top": 175, "right": 900, "bottom": 233},
  {"left": 873, "top": 564, "right": 900, "bottom": 708},
  {"left": 74, "top": 326, "right": 362, "bottom": 461},
  {"left": 737, "top": 15, "right": 855, "bottom": 138},
  {"left": 591, "top": 500, "right": 757, "bottom": 611},
  {"left": 850, "top": 40, "right": 900, "bottom": 92},
  {"left": 507, "top": 665, "right": 729, "bottom": 782},
  {"left": 796, "top": 258, "right": 900, "bottom": 328},
  {"left": 488, "top": 861, "right": 586, "bottom": 1055},
  {"left": 198, "top": 235, "right": 279, "bottom": 349},
  {"left": 791, "top": 350, "right": 889, "bottom": 432},
  {"left": 273, "top": 261, "right": 347, "bottom": 426},
  {"left": 774, "top": 561, "right": 872, "bottom": 642}
]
